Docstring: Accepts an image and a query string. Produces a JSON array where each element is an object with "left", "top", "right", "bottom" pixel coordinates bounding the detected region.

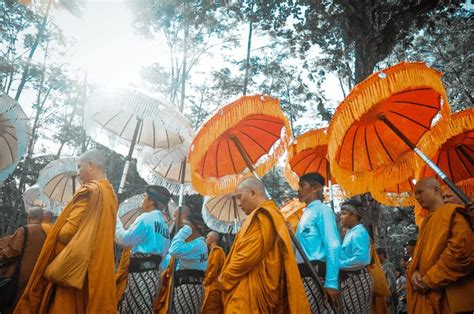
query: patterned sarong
[
  {"left": 340, "top": 269, "right": 373, "bottom": 314},
  {"left": 302, "top": 276, "right": 334, "bottom": 314},
  {"left": 172, "top": 283, "right": 204, "bottom": 314},
  {"left": 119, "top": 269, "right": 161, "bottom": 313}
]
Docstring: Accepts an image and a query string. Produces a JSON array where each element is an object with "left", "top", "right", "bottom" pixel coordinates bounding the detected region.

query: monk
[
  {"left": 201, "top": 231, "right": 226, "bottom": 314},
  {"left": 0, "top": 208, "right": 49, "bottom": 314},
  {"left": 219, "top": 177, "right": 311, "bottom": 313},
  {"left": 14, "top": 149, "right": 118, "bottom": 314},
  {"left": 41, "top": 210, "right": 54, "bottom": 234},
  {"left": 407, "top": 177, "right": 474, "bottom": 313}
]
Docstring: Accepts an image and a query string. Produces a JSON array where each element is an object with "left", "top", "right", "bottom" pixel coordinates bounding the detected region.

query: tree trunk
[
  {"left": 242, "top": 19, "right": 253, "bottom": 96},
  {"left": 179, "top": 6, "right": 189, "bottom": 113},
  {"left": 354, "top": 40, "right": 377, "bottom": 84},
  {"left": 14, "top": 0, "right": 52, "bottom": 101}
]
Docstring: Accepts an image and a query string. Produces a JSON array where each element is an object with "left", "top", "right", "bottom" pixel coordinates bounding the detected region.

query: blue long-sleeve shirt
[
  {"left": 340, "top": 223, "right": 371, "bottom": 269},
  {"left": 115, "top": 210, "right": 170, "bottom": 257},
  {"left": 169, "top": 225, "right": 208, "bottom": 271},
  {"left": 295, "top": 200, "right": 341, "bottom": 289}
]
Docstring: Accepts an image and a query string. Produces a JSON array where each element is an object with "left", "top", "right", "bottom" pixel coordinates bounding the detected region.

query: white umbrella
[
  {"left": 37, "top": 157, "right": 82, "bottom": 205},
  {"left": 137, "top": 143, "right": 195, "bottom": 196},
  {"left": 0, "top": 92, "right": 29, "bottom": 182},
  {"left": 84, "top": 88, "right": 193, "bottom": 197},
  {"left": 202, "top": 192, "right": 246, "bottom": 234}
]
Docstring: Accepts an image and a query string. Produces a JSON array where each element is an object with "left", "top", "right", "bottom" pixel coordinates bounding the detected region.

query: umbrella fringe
[
  {"left": 201, "top": 203, "right": 242, "bottom": 234},
  {"left": 189, "top": 95, "right": 292, "bottom": 195},
  {"left": 37, "top": 157, "right": 80, "bottom": 205},
  {"left": 0, "top": 94, "right": 30, "bottom": 182},
  {"left": 371, "top": 190, "right": 416, "bottom": 207},
  {"left": 328, "top": 62, "right": 451, "bottom": 195},
  {"left": 191, "top": 131, "right": 290, "bottom": 195},
  {"left": 284, "top": 162, "right": 300, "bottom": 190},
  {"left": 417, "top": 107, "right": 474, "bottom": 179}
]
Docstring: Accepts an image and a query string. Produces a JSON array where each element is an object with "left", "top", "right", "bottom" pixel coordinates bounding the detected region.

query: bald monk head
[
  {"left": 442, "top": 186, "right": 464, "bottom": 205},
  {"left": 173, "top": 205, "right": 191, "bottom": 229},
  {"left": 414, "top": 177, "right": 445, "bottom": 211},
  {"left": 234, "top": 177, "right": 268, "bottom": 215},
  {"left": 43, "top": 210, "right": 54, "bottom": 224},
  {"left": 77, "top": 149, "right": 107, "bottom": 184},
  {"left": 27, "top": 207, "right": 44, "bottom": 224},
  {"left": 205, "top": 231, "right": 219, "bottom": 248}
]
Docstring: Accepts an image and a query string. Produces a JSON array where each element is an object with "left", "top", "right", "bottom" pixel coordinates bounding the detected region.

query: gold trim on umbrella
[{"left": 328, "top": 62, "right": 451, "bottom": 194}]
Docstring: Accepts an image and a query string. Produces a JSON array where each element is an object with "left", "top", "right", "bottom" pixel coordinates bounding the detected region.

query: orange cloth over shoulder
[
  {"left": 219, "top": 200, "right": 310, "bottom": 314},
  {"left": 14, "top": 179, "right": 118, "bottom": 314},
  {"left": 115, "top": 247, "right": 131, "bottom": 303},
  {"left": 407, "top": 204, "right": 474, "bottom": 314},
  {"left": 154, "top": 257, "right": 175, "bottom": 314},
  {"left": 41, "top": 223, "right": 52, "bottom": 235},
  {"left": 202, "top": 246, "right": 226, "bottom": 314}
]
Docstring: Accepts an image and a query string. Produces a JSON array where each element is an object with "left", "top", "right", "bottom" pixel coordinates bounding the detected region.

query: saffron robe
[
  {"left": 407, "top": 204, "right": 474, "bottom": 313},
  {"left": 219, "top": 200, "right": 311, "bottom": 314},
  {"left": 201, "top": 246, "right": 226, "bottom": 314},
  {"left": 14, "top": 179, "right": 118, "bottom": 314}
]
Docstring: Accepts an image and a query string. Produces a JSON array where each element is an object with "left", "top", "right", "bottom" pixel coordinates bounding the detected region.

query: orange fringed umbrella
[
  {"left": 285, "top": 128, "right": 336, "bottom": 189},
  {"left": 418, "top": 108, "right": 473, "bottom": 190},
  {"left": 328, "top": 62, "right": 452, "bottom": 198},
  {"left": 189, "top": 95, "right": 291, "bottom": 195},
  {"left": 280, "top": 198, "right": 306, "bottom": 233},
  {"left": 371, "top": 177, "right": 417, "bottom": 207}
]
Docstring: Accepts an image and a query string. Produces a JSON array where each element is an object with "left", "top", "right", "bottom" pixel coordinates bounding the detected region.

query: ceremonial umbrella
[
  {"left": 0, "top": 92, "right": 29, "bottom": 183},
  {"left": 118, "top": 193, "right": 145, "bottom": 228},
  {"left": 371, "top": 178, "right": 416, "bottom": 207},
  {"left": 201, "top": 193, "right": 246, "bottom": 234},
  {"left": 22, "top": 185, "right": 47, "bottom": 211},
  {"left": 280, "top": 198, "right": 306, "bottom": 233},
  {"left": 418, "top": 108, "right": 474, "bottom": 196},
  {"left": 137, "top": 143, "right": 195, "bottom": 197},
  {"left": 189, "top": 95, "right": 291, "bottom": 195},
  {"left": 328, "top": 62, "right": 469, "bottom": 204},
  {"left": 284, "top": 128, "right": 338, "bottom": 209},
  {"left": 84, "top": 88, "right": 192, "bottom": 198},
  {"left": 37, "top": 157, "right": 82, "bottom": 205}
]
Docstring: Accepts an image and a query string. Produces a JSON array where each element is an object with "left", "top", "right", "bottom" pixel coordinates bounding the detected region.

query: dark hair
[
  {"left": 146, "top": 185, "right": 171, "bottom": 210},
  {"left": 186, "top": 213, "right": 207, "bottom": 236},
  {"left": 299, "top": 172, "right": 326, "bottom": 187},
  {"left": 341, "top": 198, "right": 365, "bottom": 220}
]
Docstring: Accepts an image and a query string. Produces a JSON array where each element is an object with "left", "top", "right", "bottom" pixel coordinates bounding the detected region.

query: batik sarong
[
  {"left": 341, "top": 268, "right": 373, "bottom": 314},
  {"left": 119, "top": 269, "right": 161, "bottom": 313}
]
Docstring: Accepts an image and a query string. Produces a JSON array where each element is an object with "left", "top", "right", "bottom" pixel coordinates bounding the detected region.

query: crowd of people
[{"left": 0, "top": 149, "right": 473, "bottom": 314}]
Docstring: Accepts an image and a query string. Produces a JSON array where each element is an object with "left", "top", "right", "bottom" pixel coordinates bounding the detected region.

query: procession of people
[{"left": 1, "top": 57, "right": 473, "bottom": 314}]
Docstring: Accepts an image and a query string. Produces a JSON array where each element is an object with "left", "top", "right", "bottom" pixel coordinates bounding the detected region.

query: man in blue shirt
[
  {"left": 339, "top": 199, "right": 373, "bottom": 314},
  {"left": 296, "top": 172, "right": 341, "bottom": 313}
]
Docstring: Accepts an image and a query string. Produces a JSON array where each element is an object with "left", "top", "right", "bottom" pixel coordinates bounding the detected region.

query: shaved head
[
  {"left": 77, "top": 149, "right": 107, "bottom": 183},
  {"left": 237, "top": 177, "right": 266, "bottom": 197},
  {"left": 28, "top": 207, "right": 44, "bottom": 224},
  {"left": 206, "top": 231, "right": 220, "bottom": 248},
  {"left": 78, "top": 149, "right": 106, "bottom": 169},
  {"left": 235, "top": 177, "right": 268, "bottom": 215},
  {"left": 415, "top": 177, "right": 444, "bottom": 211}
]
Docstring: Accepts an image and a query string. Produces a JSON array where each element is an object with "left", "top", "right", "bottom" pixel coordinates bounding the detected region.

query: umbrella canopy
[
  {"left": 418, "top": 108, "right": 473, "bottom": 194},
  {"left": 137, "top": 143, "right": 195, "bottom": 195},
  {"left": 280, "top": 198, "right": 306, "bottom": 233},
  {"left": 328, "top": 62, "right": 451, "bottom": 195},
  {"left": 371, "top": 177, "right": 416, "bottom": 207},
  {"left": 0, "top": 93, "right": 30, "bottom": 182},
  {"left": 202, "top": 193, "right": 246, "bottom": 234},
  {"left": 118, "top": 194, "right": 145, "bottom": 229},
  {"left": 84, "top": 88, "right": 192, "bottom": 155},
  {"left": 189, "top": 95, "right": 291, "bottom": 195},
  {"left": 38, "top": 157, "right": 82, "bottom": 205},
  {"left": 23, "top": 185, "right": 47, "bottom": 211},
  {"left": 285, "top": 128, "right": 336, "bottom": 190}
]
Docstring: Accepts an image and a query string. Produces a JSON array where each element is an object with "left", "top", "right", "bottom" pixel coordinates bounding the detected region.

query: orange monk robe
[
  {"left": 154, "top": 257, "right": 175, "bottom": 314},
  {"left": 115, "top": 247, "right": 131, "bottom": 304},
  {"left": 201, "top": 246, "right": 226, "bottom": 314},
  {"left": 219, "top": 200, "right": 311, "bottom": 314},
  {"left": 407, "top": 204, "right": 474, "bottom": 314},
  {"left": 14, "top": 179, "right": 118, "bottom": 314},
  {"left": 41, "top": 223, "right": 53, "bottom": 235}
]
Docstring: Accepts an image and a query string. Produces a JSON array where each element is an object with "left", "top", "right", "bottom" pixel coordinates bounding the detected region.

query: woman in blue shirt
[
  {"left": 339, "top": 199, "right": 373, "bottom": 314},
  {"left": 116, "top": 185, "right": 172, "bottom": 313},
  {"left": 162, "top": 211, "right": 208, "bottom": 314}
]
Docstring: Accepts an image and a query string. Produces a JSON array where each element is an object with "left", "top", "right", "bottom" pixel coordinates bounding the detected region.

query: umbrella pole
[
  {"left": 168, "top": 159, "right": 187, "bottom": 314},
  {"left": 72, "top": 175, "right": 76, "bottom": 194},
  {"left": 379, "top": 115, "right": 471, "bottom": 205},
  {"left": 230, "top": 135, "right": 332, "bottom": 310},
  {"left": 118, "top": 119, "right": 143, "bottom": 201},
  {"left": 326, "top": 159, "right": 335, "bottom": 212}
]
